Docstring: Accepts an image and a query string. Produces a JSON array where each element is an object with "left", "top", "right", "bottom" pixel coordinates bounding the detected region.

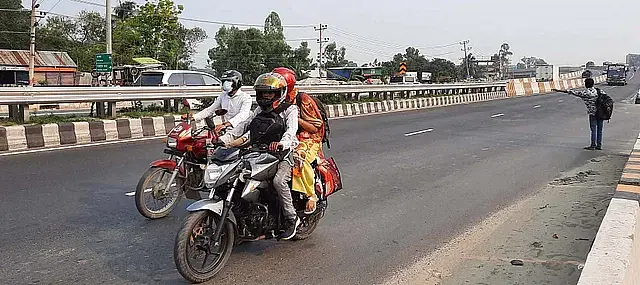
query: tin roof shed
[{"left": 0, "top": 49, "right": 77, "bottom": 68}]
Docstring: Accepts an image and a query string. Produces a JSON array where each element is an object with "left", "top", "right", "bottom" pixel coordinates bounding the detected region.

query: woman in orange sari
[{"left": 273, "top": 67, "right": 324, "bottom": 214}]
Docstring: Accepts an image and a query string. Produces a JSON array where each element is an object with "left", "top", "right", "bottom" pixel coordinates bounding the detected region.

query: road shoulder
[{"left": 380, "top": 153, "right": 625, "bottom": 285}]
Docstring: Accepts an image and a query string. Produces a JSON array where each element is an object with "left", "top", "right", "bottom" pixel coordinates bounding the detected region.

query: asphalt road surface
[{"left": 2, "top": 75, "right": 640, "bottom": 285}]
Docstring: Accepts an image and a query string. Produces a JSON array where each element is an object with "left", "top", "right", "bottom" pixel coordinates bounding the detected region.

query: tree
[
  {"left": 498, "top": 43, "right": 513, "bottom": 79},
  {"left": 0, "top": 0, "right": 30, "bottom": 50},
  {"left": 289, "top": 41, "right": 313, "bottom": 79},
  {"left": 208, "top": 26, "right": 268, "bottom": 83},
  {"left": 112, "top": 0, "right": 206, "bottom": 68},
  {"left": 324, "top": 42, "right": 348, "bottom": 68},
  {"left": 520, "top": 56, "right": 547, "bottom": 69},
  {"left": 114, "top": 1, "right": 137, "bottom": 21},
  {"left": 459, "top": 52, "right": 477, "bottom": 78},
  {"left": 37, "top": 11, "right": 106, "bottom": 72}
]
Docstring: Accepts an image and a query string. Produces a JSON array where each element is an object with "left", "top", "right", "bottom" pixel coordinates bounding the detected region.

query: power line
[
  {"left": 0, "top": 8, "right": 28, "bottom": 12},
  {"left": 68, "top": 0, "right": 315, "bottom": 28},
  {"left": 329, "top": 26, "right": 461, "bottom": 51}
]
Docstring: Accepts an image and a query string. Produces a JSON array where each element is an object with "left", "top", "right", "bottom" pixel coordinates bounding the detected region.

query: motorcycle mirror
[
  {"left": 204, "top": 117, "right": 215, "bottom": 129},
  {"left": 215, "top": 109, "right": 228, "bottom": 116}
]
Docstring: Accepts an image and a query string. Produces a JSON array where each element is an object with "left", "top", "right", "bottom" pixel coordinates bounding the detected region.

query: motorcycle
[
  {"left": 134, "top": 109, "right": 236, "bottom": 219},
  {"left": 173, "top": 143, "right": 343, "bottom": 283}
]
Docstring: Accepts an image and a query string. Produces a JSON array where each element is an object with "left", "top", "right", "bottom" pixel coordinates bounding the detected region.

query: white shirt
[
  {"left": 234, "top": 105, "right": 299, "bottom": 150},
  {"left": 193, "top": 90, "right": 253, "bottom": 128}
]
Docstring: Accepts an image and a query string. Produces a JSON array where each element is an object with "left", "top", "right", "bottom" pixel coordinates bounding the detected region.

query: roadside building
[{"left": 0, "top": 49, "right": 83, "bottom": 86}]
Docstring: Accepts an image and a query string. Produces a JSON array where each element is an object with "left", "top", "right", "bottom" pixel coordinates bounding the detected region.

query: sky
[{"left": 26, "top": 0, "right": 640, "bottom": 68}]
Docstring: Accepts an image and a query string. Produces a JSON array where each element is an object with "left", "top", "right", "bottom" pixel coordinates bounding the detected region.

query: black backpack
[
  {"left": 248, "top": 107, "right": 287, "bottom": 146},
  {"left": 595, "top": 88, "right": 614, "bottom": 121},
  {"left": 296, "top": 92, "right": 331, "bottom": 149}
]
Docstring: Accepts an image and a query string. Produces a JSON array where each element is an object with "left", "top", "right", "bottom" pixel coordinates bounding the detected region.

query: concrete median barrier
[
  {"left": 506, "top": 75, "right": 606, "bottom": 97},
  {"left": 577, "top": 133, "right": 640, "bottom": 285},
  {"left": 0, "top": 91, "right": 508, "bottom": 153}
]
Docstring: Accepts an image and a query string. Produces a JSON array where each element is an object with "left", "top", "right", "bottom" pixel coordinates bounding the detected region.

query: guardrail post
[
  {"left": 173, "top": 99, "right": 181, "bottom": 112},
  {"left": 8, "top": 104, "right": 29, "bottom": 122},
  {"left": 107, "top": 102, "right": 116, "bottom": 117},
  {"left": 164, "top": 100, "right": 171, "bottom": 112},
  {"left": 96, "top": 102, "right": 106, "bottom": 118}
]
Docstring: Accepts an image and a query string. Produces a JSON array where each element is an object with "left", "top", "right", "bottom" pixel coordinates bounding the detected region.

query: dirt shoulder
[{"left": 380, "top": 153, "right": 625, "bottom": 285}]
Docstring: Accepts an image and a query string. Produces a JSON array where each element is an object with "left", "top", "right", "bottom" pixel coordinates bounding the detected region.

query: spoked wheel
[
  {"left": 134, "top": 167, "right": 182, "bottom": 219},
  {"left": 294, "top": 201, "right": 325, "bottom": 240},
  {"left": 174, "top": 211, "right": 235, "bottom": 283}
]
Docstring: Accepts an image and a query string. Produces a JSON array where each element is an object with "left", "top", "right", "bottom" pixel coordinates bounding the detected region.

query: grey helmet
[{"left": 221, "top": 70, "right": 242, "bottom": 95}]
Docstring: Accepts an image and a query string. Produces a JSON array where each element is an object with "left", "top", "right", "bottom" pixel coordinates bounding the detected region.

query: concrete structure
[{"left": 577, "top": 134, "right": 640, "bottom": 285}]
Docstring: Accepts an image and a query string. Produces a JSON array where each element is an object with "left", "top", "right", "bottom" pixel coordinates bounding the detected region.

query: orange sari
[{"left": 291, "top": 90, "right": 324, "bottom": 199}]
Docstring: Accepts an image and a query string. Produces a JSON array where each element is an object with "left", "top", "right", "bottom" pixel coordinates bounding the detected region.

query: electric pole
[
  {"left": 28, "top": 0, "right": 39, "bottom": 86},
  {"left": 106, "top": 0, "right": 112, "bottom": 54},
  {"left": 460, "top": 40, "right": 471, "bottom": 79},
  {"left": 315, "top": 24, "right": 328, "bottom": 78}
]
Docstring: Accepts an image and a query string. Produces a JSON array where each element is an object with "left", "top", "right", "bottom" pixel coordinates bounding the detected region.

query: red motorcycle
[{"left": 135, "top": 110, "right": 230, "bottom": 219}]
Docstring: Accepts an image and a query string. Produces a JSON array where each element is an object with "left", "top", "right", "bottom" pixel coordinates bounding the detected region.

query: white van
[{"left": 134, "top": 70, "right": 222, "bottom": 109}]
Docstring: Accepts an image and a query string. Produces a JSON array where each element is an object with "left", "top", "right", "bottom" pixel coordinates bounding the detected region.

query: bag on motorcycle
[
  {"left": 317, "top": 157, "right": 343, "bottom": 197},
  {"left": 248, "top": 110, "right": 286, "bottom": 146}
]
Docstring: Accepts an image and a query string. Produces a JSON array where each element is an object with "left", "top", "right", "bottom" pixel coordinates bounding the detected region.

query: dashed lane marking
[
  {"left": 490, "top": 113, "right": 504, "bottom": 118},
  {"left": 404, "top": 128, "right": 434, "bottom": 137}
]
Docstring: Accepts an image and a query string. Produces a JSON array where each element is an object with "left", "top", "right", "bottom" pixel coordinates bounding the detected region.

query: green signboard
[{"left": 95, "top": 53, "right": 112, "bottom": 73}]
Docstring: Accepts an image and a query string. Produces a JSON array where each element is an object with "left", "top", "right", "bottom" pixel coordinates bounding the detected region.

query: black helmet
[{"left": 221, "top": 70, "right": 243, "bottom": 93}]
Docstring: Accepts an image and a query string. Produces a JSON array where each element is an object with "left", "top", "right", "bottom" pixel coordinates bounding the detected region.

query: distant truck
[
  {"left": 535, "top": 65, "right": 559, "bottom": 82},
  {"left": 606, "top": 64, "right": 627, "bottom": 86},
  {"left": 389, "top": 73, "right": 419, "bottom": 84}
]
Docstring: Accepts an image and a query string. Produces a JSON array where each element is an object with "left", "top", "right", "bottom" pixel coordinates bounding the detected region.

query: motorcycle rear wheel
[
  {"left": 134, "top": 166, "right": 183, "bottom": 219},
  {"left": 294, "top": 212, "right": 321, "bottom": 240},
  {"left": 174, "top": 211, "right": 235, "bottom": 283}
]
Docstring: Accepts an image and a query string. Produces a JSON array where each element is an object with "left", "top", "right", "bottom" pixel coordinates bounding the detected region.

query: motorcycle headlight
[
  {"left": 167, "top": 137, "right": 177, "bottom": 148},
  {"left": 204, "top": 164, "right": 226, "bottom": 185}
]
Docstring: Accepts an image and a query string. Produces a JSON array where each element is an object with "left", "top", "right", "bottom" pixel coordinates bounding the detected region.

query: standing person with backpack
[
  {"left": 553, "top": 77, "right": 613, "bottom": 150},
  {"left": 273, "top": 67, "right": 329, "bottom": 214}
]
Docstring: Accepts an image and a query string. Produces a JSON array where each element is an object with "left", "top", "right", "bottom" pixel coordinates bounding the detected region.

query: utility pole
[
  {"left": 105, "top": 0, "right": 112, "bottom": 54},
  {"left": 28, "top": 0, "right": 39, "bottom": 87},
  {"left": 460, "top": 40, "right": 471, "bottom": 79},
  {"left": 315, "top": 24, "right": 328, "bottom": 78}
]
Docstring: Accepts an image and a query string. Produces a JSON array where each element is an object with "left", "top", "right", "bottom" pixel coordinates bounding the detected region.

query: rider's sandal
[{"left": 304, "top": 196, "right": 318, "bottom": 215}]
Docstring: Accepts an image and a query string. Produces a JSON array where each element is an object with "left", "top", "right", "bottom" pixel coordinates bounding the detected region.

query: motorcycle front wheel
[
  {"left": 134, "top": 166, "right": 183, "bottom": 219},
  {"left": 174, "top": 210, "right": 235, "bottom": 283}
]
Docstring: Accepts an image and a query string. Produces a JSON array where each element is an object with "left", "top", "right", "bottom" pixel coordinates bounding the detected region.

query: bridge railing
[{"left": 0, "top": 81, "right": 508, "bottom": 122}]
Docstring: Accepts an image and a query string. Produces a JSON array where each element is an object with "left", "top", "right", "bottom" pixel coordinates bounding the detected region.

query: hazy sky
[{"left": 28, "top": 0, "right": 640, "bottom": 68}]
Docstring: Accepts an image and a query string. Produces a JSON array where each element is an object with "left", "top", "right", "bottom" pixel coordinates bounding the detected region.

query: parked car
[{"left": 134, "top": 70, "right": 222, "bottom": 109}]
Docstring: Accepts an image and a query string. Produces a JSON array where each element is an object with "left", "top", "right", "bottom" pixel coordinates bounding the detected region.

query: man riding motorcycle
[
  {"left": 228, "top": 72, "right": 301, "bottom": 240},
  {"left": 191, "top": 70, "right": 253, "bottom": 144},
  {"left": 273, "top": 67, "right": 325, "bottom": 214}
]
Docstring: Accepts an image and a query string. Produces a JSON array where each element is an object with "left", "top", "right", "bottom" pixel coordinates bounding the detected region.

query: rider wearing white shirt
[{"left": 193, "top": 70, "right": 253, "bottom": 143}]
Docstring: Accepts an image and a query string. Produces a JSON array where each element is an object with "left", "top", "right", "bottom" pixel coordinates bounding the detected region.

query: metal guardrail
[{"left": 0, "top": 82, "right": 508, "bottom": 105}]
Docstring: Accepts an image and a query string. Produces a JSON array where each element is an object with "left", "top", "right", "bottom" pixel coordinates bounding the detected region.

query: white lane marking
[
  {"left": 533, "top": 105, "right": 541, "bottom": 109},
  {"left": 558, "top": 99, "right": 564, "bottom": 103},
  {"left": 404, "top": 128, "right": 433, "bottom": 137},
  {"left": 0, "top": 136, "right": 163, "bottom": 157},
  {"left": 630, "top": 72, "right": 636, "bottom": 80},
  {"left": 490, "top": 113, "right": 504, "bottom": 118},
  {"left": 125, "top": 192, "right": 135, "bottom": 196}
]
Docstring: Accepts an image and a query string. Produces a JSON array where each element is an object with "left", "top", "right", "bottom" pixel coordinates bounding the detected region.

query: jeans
[
  {"left": 273, "top": 158, "right": 297, "bottom": 222},
  {"left": 589, "top": 115, "right": 604, "bottom": 147}
]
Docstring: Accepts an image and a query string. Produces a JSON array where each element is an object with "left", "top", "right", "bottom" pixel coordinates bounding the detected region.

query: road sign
[
  {"left": 95, "top": 53, "right": 113, "bottom": 73},
  {"left": 399, "top": 62, "right": 407, "bottom": 75}
]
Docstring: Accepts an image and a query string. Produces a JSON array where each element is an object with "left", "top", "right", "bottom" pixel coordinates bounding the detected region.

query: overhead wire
[{"left": 68, "top": 0, "right": 315, "bottom": 28}]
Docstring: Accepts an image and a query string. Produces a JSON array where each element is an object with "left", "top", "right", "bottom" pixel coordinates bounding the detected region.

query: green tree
[
  {"left": 113, "top": 0, "right": 206, "bottom": 68},
  {"left": 289, "top": 41, "right": 313, "bottom": 79},
  {"left": 0, "top": 0, "right": 29, "bottom": 49},
  {"left": 37, "top": 11, "right": 106, "bottom": 72},
  {"left": 114, "top": 1, "right": 137, "bottom": 20},
  {"left": 323, "top": 42, "right": 348, "bottom": 68}
]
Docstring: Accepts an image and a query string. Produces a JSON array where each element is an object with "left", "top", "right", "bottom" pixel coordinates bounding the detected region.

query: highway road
[{"left": 1, "top": 75, "right": 640, "bottom": 285}]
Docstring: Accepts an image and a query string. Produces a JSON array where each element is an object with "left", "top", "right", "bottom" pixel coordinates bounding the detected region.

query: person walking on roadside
[{"left": 553, "top": 78, "right": 607, "bottom": 150}]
